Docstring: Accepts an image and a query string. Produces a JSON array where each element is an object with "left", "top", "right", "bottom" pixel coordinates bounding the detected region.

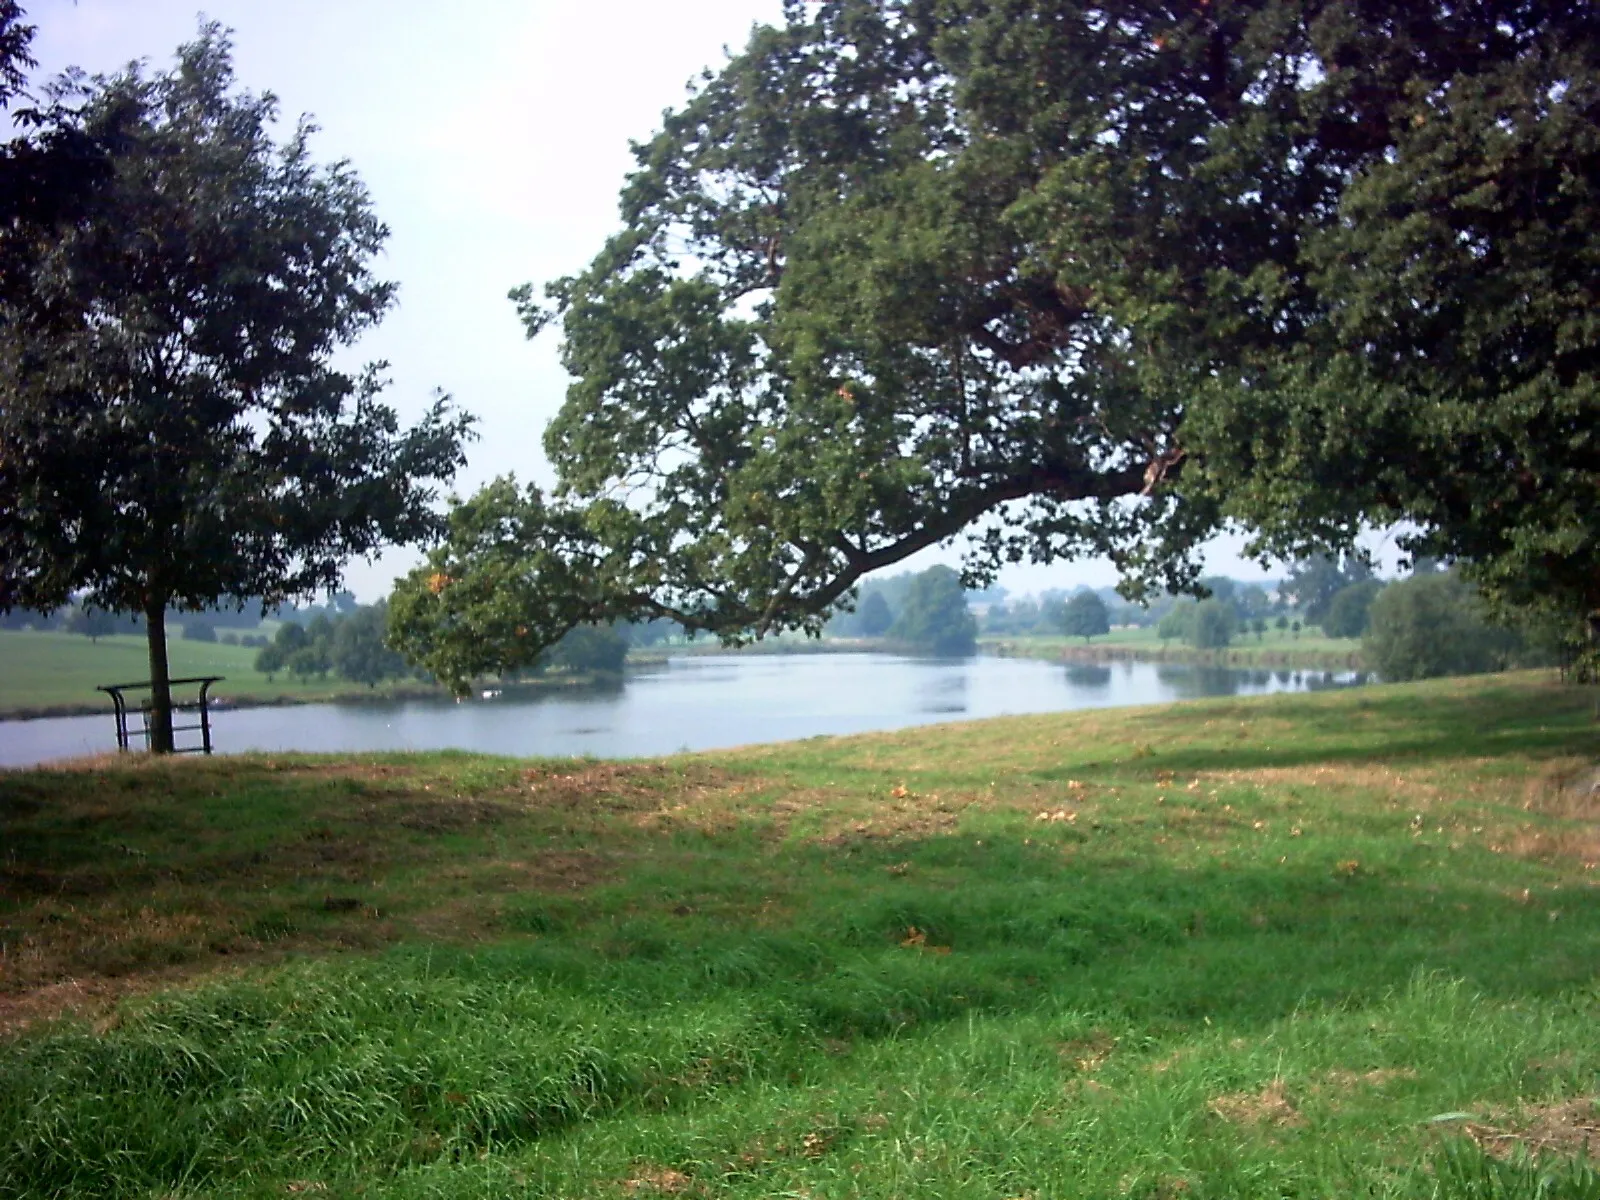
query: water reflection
[
  {"left": 1063, "top": 664, "right": 1112, "bottom": 690},
  {"left": 0, "top": 653, "right": 1370, "bottom": 768}
]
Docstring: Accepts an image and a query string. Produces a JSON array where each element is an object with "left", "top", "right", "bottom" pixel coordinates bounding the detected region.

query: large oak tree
[
  {"left": 389, "top": 0, "right": 1597, "bottom": 689},
  {"left": 0, "top": 26, "right": 473, "bottom": 749}
]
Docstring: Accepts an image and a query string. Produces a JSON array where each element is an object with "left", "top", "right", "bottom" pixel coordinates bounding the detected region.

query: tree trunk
[{"left": 145, "top": 600, "right": 174, "bottom": 754}]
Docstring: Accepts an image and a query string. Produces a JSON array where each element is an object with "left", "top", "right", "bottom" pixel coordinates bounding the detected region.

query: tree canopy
[
  {"left": 0, "top": 26, "right": 472, "bottom": 748},
  {"left": 1060, "top": 591, "right": 1111, "bottom": 643},
  {"left": 887, "top": 566, "right": 977, "bottom": 655},
  {"left": 388, "top": 0, "right": 1596, "bottom": 675}
]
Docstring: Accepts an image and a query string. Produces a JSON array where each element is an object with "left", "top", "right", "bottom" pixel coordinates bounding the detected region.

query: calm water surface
[{"left": 0, "top": 653, "right": 1365, "bottom": 768}]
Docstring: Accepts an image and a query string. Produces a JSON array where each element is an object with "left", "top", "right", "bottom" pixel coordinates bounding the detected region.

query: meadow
[
  {"left": 1, "top": 671, "right": 1597, "bottom": 1198},
  {"left": 0, "top": 631, "right": 439, "bottom": 718}
]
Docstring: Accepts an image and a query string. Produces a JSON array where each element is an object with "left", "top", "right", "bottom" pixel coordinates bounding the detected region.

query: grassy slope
[
  {"left": 986, "top": 623, "right": 1367, "bottom": 669},
  {"left": 1, "top": 672, "right": 1598, "bottom": 1198},
  {"left": 0, "top": 630, "right": 439, "bottom": 717}
]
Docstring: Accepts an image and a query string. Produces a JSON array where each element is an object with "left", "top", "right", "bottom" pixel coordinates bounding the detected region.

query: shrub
[{"left": 1363, "top": 573, "right": 1520, "bottom": 681}]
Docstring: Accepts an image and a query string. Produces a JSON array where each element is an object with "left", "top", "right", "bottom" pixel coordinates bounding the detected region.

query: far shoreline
[{"left": 0, "top": 634, "right": 1368, "bottom": 723}]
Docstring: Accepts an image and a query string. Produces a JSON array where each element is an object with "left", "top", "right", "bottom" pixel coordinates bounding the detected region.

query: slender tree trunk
[{"left": 145, "top": 600, "right": 174, "bottom": 754}]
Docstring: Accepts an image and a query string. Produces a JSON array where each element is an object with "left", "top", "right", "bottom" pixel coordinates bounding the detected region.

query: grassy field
[
  {"left": 2, "top": 672, "right": 1598, "bottom": 1197},
  {"left": 986, "top": 624, "right": 1367, "bottom": 670},
  {"left": 0, "top": 630, "right": 449, "bottom": 718}
]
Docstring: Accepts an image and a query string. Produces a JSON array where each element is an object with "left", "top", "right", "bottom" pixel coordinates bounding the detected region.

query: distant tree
[
  {"left": 542, "top": 624, "right": 629, "bottom": 675},
  {"left": 1060, "top": 591, "right": 1110, "bottom": 643},
  {"left": 1282, "top": 557, "right": 1376, "bottom": 627},
  {"left": 1235, "top": 585, "right": 1272, "bottom": 621},
  {"left": 856, "top": 590, "right": 892, "bottom": 638},
  {"left": 289, "top": 615, "right": 336, "bottom": 680},
  {"left": 1291, "top": 620, "right": 1302, "bottom": 639},
  {"left": 0, "top": 28, "right": 470, "bottom": 750},
  {"left": 65, "top": 604, "right": 116, "bottom": 642},
  {"left": 1189, "top": 599, "right": 1235, "bottom": 650},
  {"left": 1364, "top": 574, "right": 1520, "bottom": 681},
  {"left": 181, "top": 619, "right": 217, "bottom": 643},
  {"left": 888, "top": 566, "right": 976, "bottom": 656},
  {"left": 1275, "top": 615, "right": 1289, "bottom": 634},
  {"left": 1156, "top": 604, "right": 1193, "bottom": 646},
  {"left": 1251, "top": 617, "right": 1266, "bottom": 641},
  {"left": 1322, "top": 580, "right": 1385, "bottom": 639},
  {"left": 254, "top": 622, "right": 308, "bottom": 681},
  {"left": 331, "top": 602, "right": 407, "bottom": 687}
]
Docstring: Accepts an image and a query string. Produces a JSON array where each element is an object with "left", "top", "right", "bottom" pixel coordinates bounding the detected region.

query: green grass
[
  {"left": 2, "top": 672, "right": 1598, "bottom": 1197},
  {"left": 986, "top": 624, "right": 1367, "bottom": 670},
  {"left": 0, "top": 630, "right": 440, "bottom": 717}
]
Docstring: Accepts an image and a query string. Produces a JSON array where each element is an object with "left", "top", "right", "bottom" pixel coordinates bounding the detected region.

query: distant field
[
  {"left": 0, "top": 630, "right": 425, "bottom": 716},
  {"left": 987, "top": 624, "right": 1367, "bottom": 669},
  {"left": 1, "top": 671, "right": 1597, "bottom": 1197}
]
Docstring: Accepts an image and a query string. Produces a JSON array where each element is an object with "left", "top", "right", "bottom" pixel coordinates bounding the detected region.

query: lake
[{"left": 0, "top": 653, "right": 1367, "bottom": 768}]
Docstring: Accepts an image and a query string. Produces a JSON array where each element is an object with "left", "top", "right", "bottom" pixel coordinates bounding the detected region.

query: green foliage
[
  {"left": 1189, "top": 598, "right": 1235, "bottom": 650},
  {"left": 887, "top": 566, "right": 976, "bottom": 656},
  {"left": 0, "top": 26, "right": 469, "bottom": 747},
  {"left": 360, "top": 1, "right": 1600, "bottom": 676},
  {"left": 330, "top": 602, "right": 408, "bottom": 688},
  {"left": 1060, "top": 590, "right": 1110, "bottom": 643},
  {"left": 180, "top": 619, "right": 216, "bottom": 644},
  {"left": 541, "top": 624, "right": 629, "bottom": 675},
  {"left": 1156, "top": 603, "right": 1193, "bottom": 645},
  {"left": 1323, "top": 580, "right": 1386, "bottom": 640},
  {"left": 1282, "top": 558, "right": 1376, "bottom": 627},
  {"left": 1364, "top": 574, "right": 1522, "bottom": 682},
  {"left": 63, "top": 605, "right": 115, "bottom": 642},
  {"left": 387, "top": 478, "right": 626, "bottom": 695},
  {"left": 855, "top": 590, "right": 892, "bottom": 638}
]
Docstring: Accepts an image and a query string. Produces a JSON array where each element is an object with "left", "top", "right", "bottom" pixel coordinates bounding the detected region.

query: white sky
[{"left": 27, "top": 1, "right": 1400, "bottom": 602}]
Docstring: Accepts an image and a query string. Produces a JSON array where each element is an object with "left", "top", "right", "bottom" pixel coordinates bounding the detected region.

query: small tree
[
  {"left": 1251, "top": 617, "right": 1266, "bottom": 641},
  {"left": 1189, "top": 599, "right": 1235, "bottom": 650},
  {"left": 887, "top": 566, "right": 976, "bottom": 656},
  {"left": 254, "top": 622, "right": 307, "bottom": 682},
  {"left": 1363, "top": 574, "right": 1520, "bottom": 681},
  {"left": 181, "top": 619, "right": 217, "bottom": 644},
  {"left": 331, "top": 602, "right": 407, "bottom": 687},
  {"left": 1060, "top": 591, "right": 1110, "bottom": 643},
  {"left": 855, "top": 590, "right": 893, "bottom": 638},
  {"left": 65, "top": 604, "right": 117, "bottom": 642},
  {"left": 1323, "top": 580, "right": 1385, "bottom": 639},
  {"left": 0, "top": 29, "right": 470, "bottom": 749},
  {"left": 1157, "top": 604, "right": 1193, "bottom": 646}
]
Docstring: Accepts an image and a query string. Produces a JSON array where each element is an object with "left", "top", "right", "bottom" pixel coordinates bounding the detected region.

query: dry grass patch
[
  {"left": 621, "top": 1165, "right": 694, "bottom": 1194},
  {"left": 1464, "top": 1098, "right": 1600, "bottom": 1162},
  {"left": 1208, "top": 1080, "right": 1306, "bottom": 1128}
]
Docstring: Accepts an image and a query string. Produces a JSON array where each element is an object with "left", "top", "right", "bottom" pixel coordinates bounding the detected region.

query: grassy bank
[
  {"left": 2, "top": 672, "right": 1598, "bottom": 1197},
  {"left": 986, "top": 625, "right": 1367, "bottom": 671}
]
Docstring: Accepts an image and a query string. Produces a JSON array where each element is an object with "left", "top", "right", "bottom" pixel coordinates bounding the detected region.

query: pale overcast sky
[{"left": 26, "top": 1, "right": 1394, "bottom": 601}]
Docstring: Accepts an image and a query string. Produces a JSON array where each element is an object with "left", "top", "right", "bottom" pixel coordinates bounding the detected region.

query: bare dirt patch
[
  {"left": 1058, "top": 1030, "right": 1118, "bottom": 1073},
  {"left": 1463, "top": 1098, "right": 1600, "bottom": 1161},
  {"left": 1209, "top": 1080, "right": 1306, "bottom": 1128},
  {"left": 621, "top": 1165, "right": 694, "bottom": 1194},
  {"left": 1321, "top": 1067, "right": 1418, "bottom": 1091}
]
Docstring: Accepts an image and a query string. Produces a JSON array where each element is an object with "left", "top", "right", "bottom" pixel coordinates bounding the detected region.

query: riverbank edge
[{"left": 982, "top": 637, "right": 1367, "bottom": 671}]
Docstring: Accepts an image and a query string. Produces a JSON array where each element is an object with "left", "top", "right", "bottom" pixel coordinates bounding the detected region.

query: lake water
[{"left": 0, "top": 653, "right": 1367, "bottom": 768}]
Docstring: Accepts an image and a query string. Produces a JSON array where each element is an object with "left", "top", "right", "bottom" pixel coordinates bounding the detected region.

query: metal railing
[{"left": 96, "top": 676, "right": 225, "bottom": 754}]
